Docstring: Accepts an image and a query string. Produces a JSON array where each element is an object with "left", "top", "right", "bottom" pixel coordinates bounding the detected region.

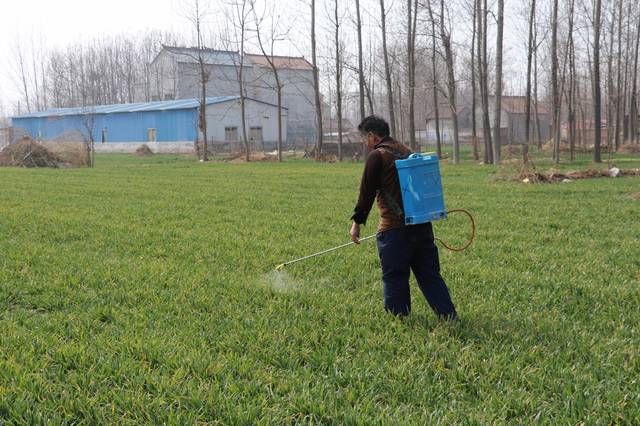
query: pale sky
[
  {"left": 0, "top": 0, "right": 531, "bottom": 116},
  {"left": 0, "top": 0, "right": 186, "bottom": 110}
]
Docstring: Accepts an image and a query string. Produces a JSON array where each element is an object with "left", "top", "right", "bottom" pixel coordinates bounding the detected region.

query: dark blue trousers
[{"left": 376, "top": 223, "right": 457, "bottom": 318}]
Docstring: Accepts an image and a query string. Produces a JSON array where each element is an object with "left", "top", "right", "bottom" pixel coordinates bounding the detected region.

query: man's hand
[{"left": 350, "top": 222, "right": 361, "bottom": 244}]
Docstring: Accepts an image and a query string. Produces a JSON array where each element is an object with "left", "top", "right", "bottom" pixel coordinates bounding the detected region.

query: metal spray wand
[{"left": 275, "top": 234, "right": 376, "bottom": 271}]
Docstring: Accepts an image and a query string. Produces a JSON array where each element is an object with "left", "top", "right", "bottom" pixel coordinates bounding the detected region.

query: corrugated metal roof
[
  {"left": 12, "top": 96, "right": 240, "bottom": 119},
  {"left": 165, "top": 46, "right": 243, "bottom": 67},
  {"left": 245, "top": 54, "right": 313, "bottom": 71}
]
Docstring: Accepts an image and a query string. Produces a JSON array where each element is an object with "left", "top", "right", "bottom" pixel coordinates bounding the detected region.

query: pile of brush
[{"left": 0, "top": 137, "right": 64, "bottom": 168}]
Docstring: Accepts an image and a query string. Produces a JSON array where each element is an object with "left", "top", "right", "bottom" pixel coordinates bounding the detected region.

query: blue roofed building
[{"left": 11, "top": 96, "right": 287, "bottom": 153}]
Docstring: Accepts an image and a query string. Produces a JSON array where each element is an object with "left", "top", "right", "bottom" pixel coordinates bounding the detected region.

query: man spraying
[{"left": 350, "top": 115, "right": 457, "bottom": 319}]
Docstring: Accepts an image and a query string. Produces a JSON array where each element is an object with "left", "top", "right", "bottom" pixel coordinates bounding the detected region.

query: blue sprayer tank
[{"left": 395, "top": 153, "right": 446, "bottom": 225}]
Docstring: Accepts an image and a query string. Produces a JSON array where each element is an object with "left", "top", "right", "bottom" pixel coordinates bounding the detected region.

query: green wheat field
[{"left": 1, "top": 151, "right": 639, "bottom": 423}]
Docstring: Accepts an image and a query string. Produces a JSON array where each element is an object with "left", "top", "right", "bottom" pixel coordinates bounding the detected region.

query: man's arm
[{"left": 350, "top": 151, "right": 382, "bottom": 242}]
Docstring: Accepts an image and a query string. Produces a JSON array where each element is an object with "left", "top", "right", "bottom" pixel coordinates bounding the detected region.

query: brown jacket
[{"left": 351, "top": 137, "right": 412, "bottom": 232}]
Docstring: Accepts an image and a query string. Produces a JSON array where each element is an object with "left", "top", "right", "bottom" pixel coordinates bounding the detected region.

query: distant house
[
  {"left": 423, "top": 102, "right": 456, "bottom": 144},
  {"left": 561, "top": 119, "right": 609, "bottom": 145},
  {"left": 475, "top": 96, "right": 552, "bottom": 144},
  {"left": 150, "top": 46, "right": 315, "bottom": 146},
  {"left": 11, "top": 97, "right": 286, "bottom": 153},
  {"left": 322, "top": 118, "right": 356, "bottom": 139}
]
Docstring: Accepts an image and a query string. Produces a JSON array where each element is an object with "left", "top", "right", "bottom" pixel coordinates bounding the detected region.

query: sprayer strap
[{"left": 376, "top": 146, "right": 411, "bottom": 218}]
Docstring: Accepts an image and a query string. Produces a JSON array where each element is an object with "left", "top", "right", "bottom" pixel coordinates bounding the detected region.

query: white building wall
[
  {"left": 205, "top": 99, "right": 287, "bottom": 145},
  {"left": 151, "top": 48, "right": 312, "bottom": 144},
  {"left": 151, "top": 51, "right": 180, "bottom": 101}
]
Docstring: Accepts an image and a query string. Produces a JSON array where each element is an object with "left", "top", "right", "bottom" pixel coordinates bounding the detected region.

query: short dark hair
[{"left": 358, "top": 115, "right": 390, "bottom": 138}]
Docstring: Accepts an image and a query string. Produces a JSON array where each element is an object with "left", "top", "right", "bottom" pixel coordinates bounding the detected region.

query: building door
[
  {"left": 250, "top": 126, "right": 263, "bottom": 150},
  {"left": 147, "top": 128, "right": 157, "bottom": 142},
  {"left": 225, "top": 127, "right": 238, "bottom": 143}
]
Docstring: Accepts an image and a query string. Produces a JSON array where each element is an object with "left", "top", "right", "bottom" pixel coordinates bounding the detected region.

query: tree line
[{"left": 7, "top": 0, "right": 640, "bottom": 164}]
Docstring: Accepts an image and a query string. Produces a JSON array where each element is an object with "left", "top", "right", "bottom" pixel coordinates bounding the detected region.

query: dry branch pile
[
  {"left": 0, "top": 138, "right": 90, "bottom": 168},
  {"left": 517, "top": 167, "right": 640, "bottom": 183},
  {"left": 227, "top": 152, "right": 278, "bottom": 163},
  {"left": 618, "top": 144, "right": 640, "bottom": 154},
  {"left": 0, "top": 138, "right": 64, "bottom": 168}
]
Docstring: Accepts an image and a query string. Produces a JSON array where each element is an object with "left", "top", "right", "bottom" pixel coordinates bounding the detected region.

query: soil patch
[{"left": 135, "top": 144, "right": 154, "bottom": 156}]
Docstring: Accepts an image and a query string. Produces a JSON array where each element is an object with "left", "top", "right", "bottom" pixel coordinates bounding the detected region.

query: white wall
[{"left": 205, "top": 99, "right": 287, "bottom": 144}]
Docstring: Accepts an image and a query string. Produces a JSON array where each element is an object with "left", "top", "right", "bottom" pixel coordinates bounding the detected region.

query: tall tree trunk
[
  {"left": 551, "top": 0, "right": 560, "bottom": 163},
  {"left": 397, "top": 74, "right": 405, "bottom": 143},
  {"left": 568, "top": 7, "right": 577, "bottom": 162},
  {"left": 631, "top": 6, "right": 640, "bottom": 145},
  {"left": 356, "top": 0, "right": 365, "bottom": 123},
  {"left": 481, "top": 0, "right": 492, "bottom": 163},
  {"left": 407, "top": 0, "right": 418, "bottom": 150},
  {"left": 534, "top": 32, "right": 542, "bottom": 148},
  {"left": 607, "top": 1, "right": 617, "bottom": 151},
  {"left": 525, "top": 0, "right": 536, "bottom": 151},
  {"left": 440, "top": 0, "right": 459, "bottom": 163},
  {"left": 492, "top": 0, "right": 504, "bottom": 164},
  {"left": 476, "top": 0, "right": 483, "bottom": 159},
  {"left": 311, "top": 0, "right": 323, "bottom": 159},
  {"left": 195, "top": 0, "right": 208, "bottom": 161},
  {"left": 356, "top": 0, "right": 366, "bottom": 159},
  {"left": 428, "top": 4, "right": 442, "bottom": 158},
  {"left": 593, "top": 0, "right": 603, "bottom": 163},
  {"left": 335, "top": 0, "right": 343, "bottom": 161},
  {"left": 615, "top": 0, "right": 624, "bottom": 150},
  {"left": 471, "top": 0, "right": 479, "bottom": 161},
  {"left": 622, "top": 0, "right": 631, "bottom": 142},
  {"left": 380, "top": 0, "right": 396, "bottom": 137}
]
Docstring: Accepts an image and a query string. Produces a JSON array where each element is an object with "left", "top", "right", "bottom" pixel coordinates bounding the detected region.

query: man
[{"left": 350, "top": 115, "right": 457, "bottom": 319}]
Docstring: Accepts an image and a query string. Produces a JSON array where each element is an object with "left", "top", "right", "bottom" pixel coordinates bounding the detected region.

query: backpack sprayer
[{"left": 275, "top": 153, "right": 475, "bottom": 271}]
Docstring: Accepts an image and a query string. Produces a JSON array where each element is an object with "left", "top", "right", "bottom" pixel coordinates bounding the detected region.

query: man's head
[{"left": 358, "top": 115, "right": 390, "bottom": 149}]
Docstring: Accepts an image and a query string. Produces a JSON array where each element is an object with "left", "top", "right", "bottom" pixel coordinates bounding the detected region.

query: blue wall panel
[{"left": 12, "top": 108, "right": 198, "bottom": 143}]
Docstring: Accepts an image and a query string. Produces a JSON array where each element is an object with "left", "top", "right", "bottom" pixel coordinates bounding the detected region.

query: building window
[
  {"left": 249, "top": 126, "right": 263, "bottom": 143},
  {"left": 147, "top": 128, "right": 157, "bottom": 142},
  {"left": 225, "top": 127, "right": 238, "bottom": 142},
  {"left": 101, "top": 128, "right": 108, "bottom": 143}
]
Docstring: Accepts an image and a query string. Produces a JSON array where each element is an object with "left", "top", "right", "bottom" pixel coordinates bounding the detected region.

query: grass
[{"left": 0, "top": 151, "right": 639, "bottom": 424}]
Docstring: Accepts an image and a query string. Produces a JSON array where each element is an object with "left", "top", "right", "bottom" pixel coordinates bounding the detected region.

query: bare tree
[
  {"left": 355, "top": 0, "right": 365, "bottom": 124},
  {"left": 250, "top": 0, "right": 287, "bottom": 161},
  {"left": 524, "top": 0, "right": 537, "bottom": 164},
  {"left": 439, "top": 0, "right": 460, "bottom": 164},
  {"left": 606, "top": 0, "right": 617, "bottom": 152},
  {"left": 630, "top": 2, "right": 640, "bottom": 145},
  {"left": 407, "top": 0, "right": 419, "bottom": 151},
  {"left": 380, "top": 0, "right": 397, "bottom": 137},
  {"left": 333, "top": 0, "right": 344, "bottom": 161},
  {"left": 479, "top": 0, "right": 493, "bottom": 163},
  {"left": 593, "top": 0, "right": 603, "bottom": 162},
  {"left": 567, "top": 0, "right": 577, "bottom": 161},
  {"left": 426, "top": 0, "right": 442, "bottom": 158},
  {"left": 12, "top": 38, "right": 32, "bottom": 113},
  {"left": 222, "top": 0, "right": 251, "bottom": 161},
  {"left": 470, "top": 0, "right": 480, "bottom": 161},
  {"left": 187, "top": 0, "right": 211, "bottom": 161},
  {"left": 492, "top": 0, "right": 504, "bottom": 165},
  {"left": 80, "top": 107, "right": 96, "bottom": 168},
  {"left": 311, "top": 0, "right": 324, "bottom": 159},
  {"left": 551, "top": 0, "right": 560, "bottom": 163},
  {"left": 614, "top": 0, "right": 624, "bottom": 150}
]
